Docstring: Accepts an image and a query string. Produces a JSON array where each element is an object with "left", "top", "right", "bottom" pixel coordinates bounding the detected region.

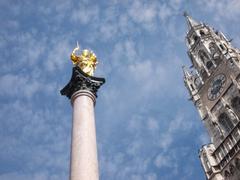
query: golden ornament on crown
[{"left": 70, "top": 42, "right": 98, "bottom": 76}]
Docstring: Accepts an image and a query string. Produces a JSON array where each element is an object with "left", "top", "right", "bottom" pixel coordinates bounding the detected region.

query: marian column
[{"left": 60, "top": 44, "right": 105, "bottom": 180}]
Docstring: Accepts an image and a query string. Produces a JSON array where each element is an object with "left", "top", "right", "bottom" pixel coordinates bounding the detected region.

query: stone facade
[{"left": 183, "top": 14, "right": 240, "bottom": 180}]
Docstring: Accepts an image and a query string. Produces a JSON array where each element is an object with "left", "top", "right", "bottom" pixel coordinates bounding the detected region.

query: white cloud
[
  {"left": 146, "top": 173, "right": 157, "bottom": 180},
  {"left": 199, "top": 131, "right": 210, "bottom": 145},
  {"left": 0, "top": 172, "right": 36, "bottom": 180},
  {"left": 0, "top": 1, "right": 221, "bottom": 180},
  {"left": 128, "top": 1, "right": 157, "bottom": 23},
  {"left": 0, "top": 31, "right": 47, "bottom": 73},
  {"left": 0, "top": 74, "right": 37, "bottom": 98},
  {"left": 0, "top": 73, "right": 57, "bottom": 98},
  {"left": 71, "top": 4, "right": 99, "bottom": 25},
  {"left": 169, "top": 0, "right": 183, "bottom": 10},
  {"left": 158, "top": 111, "right": 194, "bottom": 151},
  {"left": 44, "top": 39, "right": 71, "bottom": 72},
  {"left": 0, "top": 171, "right": 67, "bottom": 180},
  {"left": 99, "top": 22, "right": 119, "bottom": 40},
  {"left": 197, "top": 0, "right": 240, "bottom": 21},
  {"left": 147, "top": 118, "right": 159, "bottom": 131},
  {"left": 154, "top": 153, "right": 172, "bottom": 168},
  {"left": 158, "top": 4, "right": 172, "bottom": 22},
  {"left": 0, "top": 99, "right": 70, "bottom": 179},
  {"left": 127, "top": 0, "right": 158, "bottom": 31}
]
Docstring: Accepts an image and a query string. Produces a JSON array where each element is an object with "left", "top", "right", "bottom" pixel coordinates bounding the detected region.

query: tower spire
[
  {"left": 183, "top": 12, "right": 240, "bottom": 180},
  {"left": 183, "top": 12, "right": 200, "bottom": 29}
]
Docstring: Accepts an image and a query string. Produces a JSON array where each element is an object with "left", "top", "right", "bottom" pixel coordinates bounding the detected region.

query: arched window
[
  {"left": 200, "top": 30, "right": 205, "bottom": 36},
  {"left": 220, "top": 44, "right": 225, "bottom": 50},
  {"left": 190, "top": 84, "right": 194, "bottom": 91},
  {"left": 209, "top": 43, "right": 219, "bottom": 54},
  {"left": 218, "top": 113, "right": 234, "bottom": 133},
  {"left": 202, "top": 152, "right": 211, "bottom": 170},
  {"left": 193, "top": 35, "right": 199, "bottom": 43},
  {"left": 200, "top": 69, "right": 207, "bottom": 79},
  {"left": 199, "top": 50, "right": 213, "bottom": 70},
  {"left": 235, "top": 158, "right": 240, "bottom": 170},
  {"left": 226, "top": 106, "right": 238, "bottom": 124},
  {"left": 209, "top": 46, "right": 216, "bottom": 54},
  {"left": 231, "top": 96, "right": 240, "bottom": 111},
  {"left": 209, "top": 43, "right": 221, "bottom": 64}
]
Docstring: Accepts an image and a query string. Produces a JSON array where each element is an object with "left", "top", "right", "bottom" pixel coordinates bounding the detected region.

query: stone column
[{"left": 61, "top": 66, "right": 105, "bottom": 180}]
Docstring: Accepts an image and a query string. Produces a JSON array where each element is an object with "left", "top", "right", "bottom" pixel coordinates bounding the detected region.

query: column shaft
[{"left": 70, "top": 90, "right": 99, "bottom": 180}]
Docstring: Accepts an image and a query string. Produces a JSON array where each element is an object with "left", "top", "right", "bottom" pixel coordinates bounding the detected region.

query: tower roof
[{"left": 183, "top": 12, "right": 200, "bottom": 30}]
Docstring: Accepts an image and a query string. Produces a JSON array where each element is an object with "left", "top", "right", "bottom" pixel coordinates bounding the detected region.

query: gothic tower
[{"left": 183, "top": 13, "right": 240, "bottom": 180}]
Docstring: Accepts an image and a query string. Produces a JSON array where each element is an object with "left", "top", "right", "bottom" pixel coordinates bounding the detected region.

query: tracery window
[
  {"left": 199, "top": 50, "right": 208, "bottom": 62},
  {"left": 226, "top": 106, "right": 238, "bottom": 124},
  {"left": 200, "top": 69, "right": 208, "bottom": 79},
  {"left": 218, "top": 113, "right": 234, "bottom": 133},
  {"left": 199, "top": 50, "right": 212, "bottom": 69},
  {"left": 231, "top": 96, "right": 240, "bottom": 111},
  {"left": 209, "top": 43, "right": 221, "bottom": 64},
  {"left": 209, "top": 43, "right": 218, "bottom": 53}
]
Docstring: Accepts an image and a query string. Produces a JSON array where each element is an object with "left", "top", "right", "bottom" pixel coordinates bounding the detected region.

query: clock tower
[{"left": 183, "top": 13, "right": 240, "bottom": 180}]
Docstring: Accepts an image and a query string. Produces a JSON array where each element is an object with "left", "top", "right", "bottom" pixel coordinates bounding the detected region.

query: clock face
[{"left": 207, "top": 74, "right": 226, "bottom": 101}]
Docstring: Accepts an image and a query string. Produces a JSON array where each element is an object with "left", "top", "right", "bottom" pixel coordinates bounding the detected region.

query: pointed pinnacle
[
  {"left": 183, "top": 12, "right": 200, "bottom": 29},
  {"left": 183, "top": 11, "right": 188, "bottom": 17},
  {"left": 182, "top": 65, "right": 191, "bottom": 79}
]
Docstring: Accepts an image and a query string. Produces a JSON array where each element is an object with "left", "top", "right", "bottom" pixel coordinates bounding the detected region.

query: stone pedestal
[{"left": 61, "top": 66, "right": 105, "bottom": 180}]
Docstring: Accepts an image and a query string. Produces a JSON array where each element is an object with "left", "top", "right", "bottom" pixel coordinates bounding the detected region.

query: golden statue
[{"left": 70, "top": 42, "right": 98, "bottom": 76}]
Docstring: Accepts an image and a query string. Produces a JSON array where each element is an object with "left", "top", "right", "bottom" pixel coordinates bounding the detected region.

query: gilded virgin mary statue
[{"left": 70, "top": 43, "right": 98, "bottom": 76}]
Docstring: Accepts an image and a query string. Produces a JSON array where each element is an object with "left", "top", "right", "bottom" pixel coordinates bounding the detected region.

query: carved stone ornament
[{"left": 60, "top": 66, "right": 105, "bottom": 99}]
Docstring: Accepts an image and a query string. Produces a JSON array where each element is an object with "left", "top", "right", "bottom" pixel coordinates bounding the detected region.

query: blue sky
[{"left": 1, "top": 0, "right": 240, "bottom": 179}]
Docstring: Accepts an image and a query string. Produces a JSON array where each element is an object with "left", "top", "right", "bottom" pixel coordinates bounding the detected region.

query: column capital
[{"left": 60, "top": 66, "right": 105, "bottom": 99}]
